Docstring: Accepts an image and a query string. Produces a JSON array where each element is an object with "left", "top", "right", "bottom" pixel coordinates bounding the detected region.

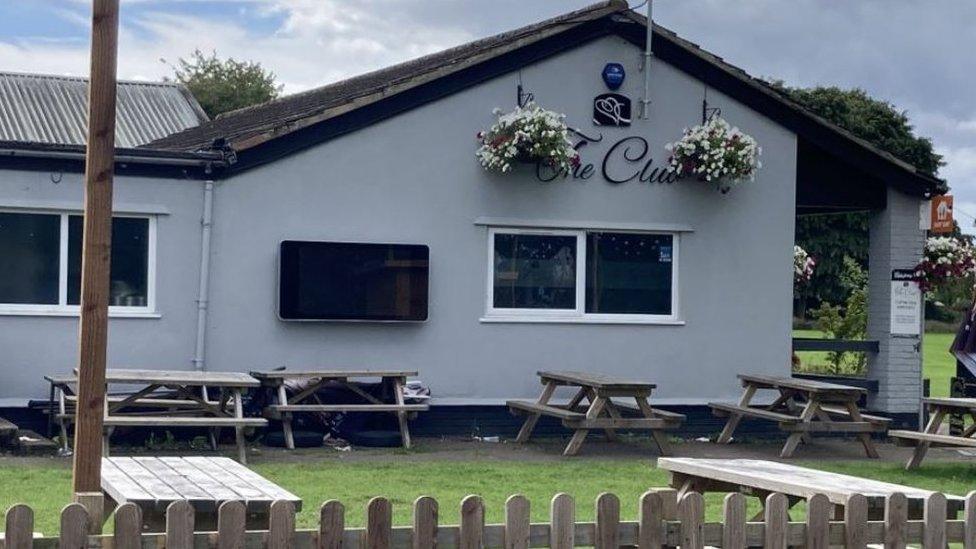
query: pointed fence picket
[{"left": 2, "top": 490, "right": 976, "bottom": 548}]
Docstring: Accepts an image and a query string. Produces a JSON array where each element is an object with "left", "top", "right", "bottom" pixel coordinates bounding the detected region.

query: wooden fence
[{"left": 3, "top": 489, "right": 976, "bottom": 548}]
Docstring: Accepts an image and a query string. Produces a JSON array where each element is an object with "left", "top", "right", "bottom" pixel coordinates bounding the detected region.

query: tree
[
  {"left": 772, "top": 85, "right": 946, "bottom": 312},
  {"left": 795, "top": 212, "right": 869, "bottom": 308},
  {"left": 171, "top": 50, "right": 281, "bottom": 118},
  {"left": 773, "top": 85, "right": 943, "bottom": 176}
]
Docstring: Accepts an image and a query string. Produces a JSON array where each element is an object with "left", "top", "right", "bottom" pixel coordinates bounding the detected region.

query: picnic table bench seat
[
  {"left": 890, "top": 430, "right": 976, "bottom": 447},
  {"left": 709, "top": 402, "right": 801, "bottom": 423},
  {"left": 102, "top": 416, "right": 267, "bottom": 427},
  {"left": 265, "top": 403, "right": 429, "bottom": 416},
  {"left": 818, "top": 405, "right": 893, "bottom": 425},
  {"left": 564, "top": 398, "right": 680, "bottom": 417},
  {"left": 506, "top": 400, "right": 586, "bottom": 421},
  {"left": 65, "top": 395, "right": 199, "bottom": 407}
]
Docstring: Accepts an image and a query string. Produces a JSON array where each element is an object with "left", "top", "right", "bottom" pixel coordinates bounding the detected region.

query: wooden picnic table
[
  {"left": 658, "top": 457, "right": 965, "bottom": 520},
  {"left": 890, "top": 397, "right": 976, "bottom": 469},
  {"left": 507, "top": 370, "right": 685, "bottom": 456},
  {"left": 101, "top": 456, "right": 301, "bottom": 531},
  {"left": 46, "top": 369, "right": 266, "bottom": 463},
  {"left": 251, "top": 369, "right": 429, "bottom": 449},
  {"left": 709, "top": 374, "right": 890, "bottom": 458}
]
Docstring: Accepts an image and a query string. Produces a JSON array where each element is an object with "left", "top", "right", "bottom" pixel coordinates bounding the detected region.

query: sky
[{"left": 1, "top": 0, "right": 974, "bottom": 230}]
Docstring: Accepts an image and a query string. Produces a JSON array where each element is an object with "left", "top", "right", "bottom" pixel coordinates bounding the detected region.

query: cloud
[{"left": 1, "top": 0, "right": 973, "bottom": 223}]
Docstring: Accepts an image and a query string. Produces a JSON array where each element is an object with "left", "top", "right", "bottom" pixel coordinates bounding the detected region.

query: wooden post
[{"left": 72, "top": 0, "right": 120, "bottom": 497}]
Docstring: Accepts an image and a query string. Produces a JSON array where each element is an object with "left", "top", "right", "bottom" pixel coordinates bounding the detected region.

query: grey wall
[
  {"left": 0, "top": 169, "right": 205, "bottom": 399},
  {"left": 205, "top": 35, "right": 798, "bottom": 404}
]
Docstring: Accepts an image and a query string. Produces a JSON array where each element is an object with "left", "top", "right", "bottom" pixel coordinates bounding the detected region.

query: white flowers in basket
[
  {"left": 476, "top": 103, "right": 580, "bottom": 174},
  {"left": 794, "top": 245, "right": 816, "bottom": 286},
  {"left": 664, "top": 116, "right": 762, "bottom": 193}
]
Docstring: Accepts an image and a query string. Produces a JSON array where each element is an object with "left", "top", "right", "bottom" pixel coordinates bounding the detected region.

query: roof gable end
[{"left": 146, "top": 1, "right": 942, "bottom": 196}]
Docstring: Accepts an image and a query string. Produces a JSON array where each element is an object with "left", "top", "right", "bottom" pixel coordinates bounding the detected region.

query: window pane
[
  {"left": 68, "top": 216, "right": 149, "bottom": 307},
  {"left": 0, "top": 212, "right": 60, "bottom": 304},
  {"left": 585, "top": 232, "right": 673, "bottom": 315},
  {"left": 493, "top": 233, "right": 576, "bottom": 309}
]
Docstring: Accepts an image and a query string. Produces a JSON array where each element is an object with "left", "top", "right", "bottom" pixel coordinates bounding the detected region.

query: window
[
  {"left": 492, "top": 232, "right": 577, "bottom": 310},
  {"left": 486, "top": 227, "right": 678, "bottom": 323},
  {"left": 0, "top": 210, "right": 155, "bottom": 315}
]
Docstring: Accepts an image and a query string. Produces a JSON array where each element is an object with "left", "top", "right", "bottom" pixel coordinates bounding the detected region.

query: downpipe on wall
[
  {"left": 192, "top": 180, "right": 214, "bottom": 371},
  {"left": 639, "top": 0, "right": 653, "bottom": 119}
]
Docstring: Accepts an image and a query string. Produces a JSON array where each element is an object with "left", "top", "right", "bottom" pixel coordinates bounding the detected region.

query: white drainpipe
[
  {"left": 639, "top": 0, "right": 653, "bottom": 119},
  {"left": 192, "top": 179, "right": 215, "bottom": 371}
]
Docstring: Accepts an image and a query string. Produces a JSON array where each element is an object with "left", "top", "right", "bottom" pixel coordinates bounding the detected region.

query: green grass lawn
[
  {"left": 794, "top": 329, "right": 955, "bottom": 397},
  {"left": 2, "top": 458, "right": 975, "bottom": 534},
  {"left": 923, "top": 332, "right": 955, "bottom": 398}
]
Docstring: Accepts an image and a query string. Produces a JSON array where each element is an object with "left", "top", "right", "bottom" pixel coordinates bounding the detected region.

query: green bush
[{"left": 810, "top": 257, "right": 868, "bottom": 375}]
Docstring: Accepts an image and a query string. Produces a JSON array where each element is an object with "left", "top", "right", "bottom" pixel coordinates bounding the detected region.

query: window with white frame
[
  {"left": 0, "top": 210, "right": 155, "bottom": 314},
  {"left": 486, "top": 227, "right": 678, "bottom": 322}
]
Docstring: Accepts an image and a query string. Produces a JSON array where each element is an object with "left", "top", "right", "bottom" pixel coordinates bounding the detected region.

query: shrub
[{"left": 810, "top": 256, "right": 868, "bottom": 375}]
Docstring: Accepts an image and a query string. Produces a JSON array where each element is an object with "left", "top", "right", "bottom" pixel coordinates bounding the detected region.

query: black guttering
[{"left": 0, "top": 140, "right": 230, "bottom": 179}]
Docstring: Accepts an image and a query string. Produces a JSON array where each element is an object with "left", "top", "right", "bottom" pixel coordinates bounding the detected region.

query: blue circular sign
[{"left": 602, "top": 63, "right": 626, "bottom": 90}]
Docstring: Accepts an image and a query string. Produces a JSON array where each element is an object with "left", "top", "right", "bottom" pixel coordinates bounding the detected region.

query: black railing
[{"left": 791, "top": 338, "right": 880, "bottom": 353}]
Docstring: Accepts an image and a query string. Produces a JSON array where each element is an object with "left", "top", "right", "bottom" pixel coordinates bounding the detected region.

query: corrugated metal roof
[{"left": 0, "top": 71, "right": 208, "bottom": 148}]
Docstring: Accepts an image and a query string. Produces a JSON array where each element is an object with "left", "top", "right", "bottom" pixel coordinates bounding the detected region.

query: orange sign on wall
[{"left": 931, "top": 195, "right": 954, "bottom": 233}]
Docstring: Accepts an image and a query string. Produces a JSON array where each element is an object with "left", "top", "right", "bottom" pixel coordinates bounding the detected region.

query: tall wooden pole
[{"left": 72, "top": 0, "right": 120, "bottom": 497}]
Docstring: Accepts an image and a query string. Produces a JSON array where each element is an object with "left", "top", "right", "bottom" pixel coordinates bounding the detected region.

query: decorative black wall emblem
[{"left": 593, "top": 93, "right": 632, "bottom": 126}]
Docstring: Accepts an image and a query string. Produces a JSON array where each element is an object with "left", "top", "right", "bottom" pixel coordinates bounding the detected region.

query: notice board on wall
[{"left": 891, "top": 269, "right": 921, "bottom": 336}]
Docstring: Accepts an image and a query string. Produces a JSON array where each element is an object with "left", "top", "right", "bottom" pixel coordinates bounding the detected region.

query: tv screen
[{"left": 278, "top": 241, "right": 429, "bottom": 321}]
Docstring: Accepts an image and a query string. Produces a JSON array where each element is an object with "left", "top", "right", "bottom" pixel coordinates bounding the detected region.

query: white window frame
[
  {"left": 483, "top": 226, "right": 681, "bottom": 325},
  {"left": 0, "top": 209, "right": 158, "bottom": 318}
]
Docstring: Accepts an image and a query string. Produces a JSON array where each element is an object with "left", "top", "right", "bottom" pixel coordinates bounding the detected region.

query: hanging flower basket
[
  {"left": 914, "top": 236, "right": 976, "bottom": 292},
  {"left": 664, "top": 116, "right": 762, "bottom": 193},
  {"left": 794, "top": 245, "right": 816, "bottom": 287},
  {"left": 476, "top": 103, "right": 580, "bottom": 174}
]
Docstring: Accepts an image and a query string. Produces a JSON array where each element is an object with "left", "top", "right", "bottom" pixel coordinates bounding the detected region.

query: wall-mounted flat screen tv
[{"left": 278, "top": 240, "right": 429, "bottom": 321}]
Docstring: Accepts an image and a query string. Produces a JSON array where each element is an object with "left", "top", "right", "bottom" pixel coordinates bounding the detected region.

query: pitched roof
[
  {"left": 147, "top": 0, "right": 943, "bottom": 195},
  {"left": 0, "top": 71, "right": 208, "bottom": 148},
  {"left": 149, "top": 1, "right": 623, "bottom": 153}
]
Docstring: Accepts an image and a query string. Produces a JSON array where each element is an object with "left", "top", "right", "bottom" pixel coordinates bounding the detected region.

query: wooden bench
[
  {"left": 102, "top": 417, "right": 267, "bottom": 427},
  {"left": 710, "top": 374, "right": 887, "bottom": 458},
  {"left": 267, "top": 404, "right": 429, "bottom": 414},
  {"left": 890, "top": 430, "right": 976, "bottom": 447},
  {"left": 507, "top": 401, "right": 586, "bottom": 421},
  {"left": 251, "top": 370, "right": 429, "bottom": 449},
  {"left": 709, "top": 403, "right": 801, "bottom": 424},
  {"left": 509, "top": 370, "right": 684, "bottom": 456},
  {"left": 819, "top": 405, "right": 893, "bottom": 424},
  {"left": 889, "top": 397, "right": 976, "bottom": 469}
]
